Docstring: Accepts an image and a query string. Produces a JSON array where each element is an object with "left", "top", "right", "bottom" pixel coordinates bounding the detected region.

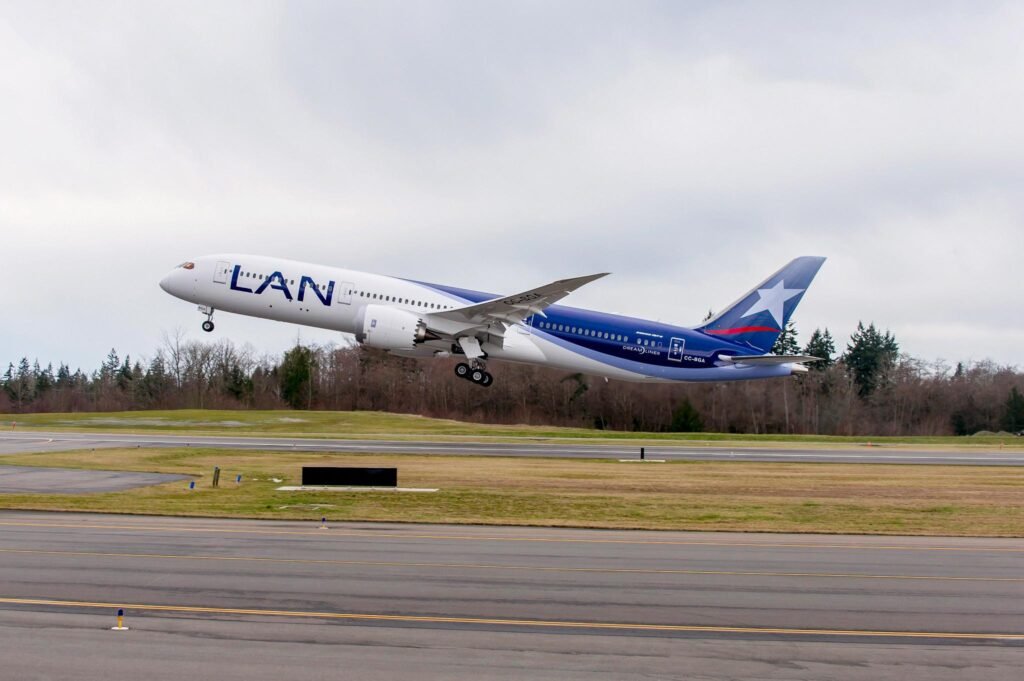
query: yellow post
[{"left": 111, "top": 607, "right": 129, "bottom": 631}]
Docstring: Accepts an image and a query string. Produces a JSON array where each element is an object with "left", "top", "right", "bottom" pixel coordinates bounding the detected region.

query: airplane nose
[{"left": 159, "top": 272, "right": 174, "bottom": 294}]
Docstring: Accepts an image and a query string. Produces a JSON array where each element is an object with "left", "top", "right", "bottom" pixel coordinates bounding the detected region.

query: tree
[
  {"left": 669, "top": 399, "right": 704, "bottom": 432},
  {"left": 279, "top": 344, "right": 316, "bottom": 409},
  {"left": 803, "top": 328, "right": 836, "bottom": 370},
  {"left": 102, "top": 349, "right": 120, "bottom": 380},
  {"left": 771, "top": 320, "right": 800, "bottom": 356},
  {"left": 2, "top": 363, "right": 15, "bottom": 404},
  {"left": 844, "top": 322, "right": 899, "bottom": 397},
  {"left": 1003, "top": 387, "right": 1024, "bottom": 433},
  {"left": 34, "top": 361, "right": 54, "bottom": 397},
  {"left": 117, "top": 357, "right": 134, "bottom": 392},
  {"left": 10, "top": 358, "right": 36, "bottom": 408}
]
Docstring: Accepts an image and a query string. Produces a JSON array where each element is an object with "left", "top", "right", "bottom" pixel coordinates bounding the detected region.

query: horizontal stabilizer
[{"left": 718, "top": 354, "right": 821, "bottom": 366}]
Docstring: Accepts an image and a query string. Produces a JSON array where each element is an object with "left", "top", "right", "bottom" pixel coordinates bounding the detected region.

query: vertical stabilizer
[{"left": 696, "top": 256, "right": 826, "bottom": 353}]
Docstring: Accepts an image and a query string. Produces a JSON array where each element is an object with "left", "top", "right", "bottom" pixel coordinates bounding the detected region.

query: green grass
[
  {"left": 3, "top": 409, "right": 1022, "bottom": 448},
  {"left": 1, "top": 446, "right": 1022, "bottom": 535}
]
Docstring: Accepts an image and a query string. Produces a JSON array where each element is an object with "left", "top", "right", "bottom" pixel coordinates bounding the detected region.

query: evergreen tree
[
  {"left": 844, "top": 322, "right": 899, "bottom": 397},
  {"left": 101, "top": 349, "right": 120, "bottom": 381},
  {"left": 141, "top": 355, "right": 171, "bottom": 406},
  {"left": 771, "top": 320, "right": 800, "bottom": 355},
  {"left": 279, "top": 345, "right": 316, "bottom": 409},
  {"left": 669, "top": 399, "right": 704, "bottom": 432},
  {"left": 1002, "top": 387, "right": 1024, "bottom": 433},
  {"left": 803, "top": 328, "right": 836, "bottom": 370},
  {"left": 34, "top": 361, "right": 54, "bottom": 396},
  {"left": 223, "top": 362, "right": 253, "bottom": 403},
  {"left": 3, "top": 358, "right": 37, "bottom": 408},
  {"left": 56, "top": 364, "right": 72, "bottom": 388},
  {"left": 2, "top": 363, "right": 14, "bottom": 402},
  {"left": 117, "top": 356, "right": 133, "bottom": 392}
]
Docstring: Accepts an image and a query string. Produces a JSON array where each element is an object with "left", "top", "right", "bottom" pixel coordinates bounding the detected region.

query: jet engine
[{"left": 356, "top": 305, "right": 435, "bottom": 350}]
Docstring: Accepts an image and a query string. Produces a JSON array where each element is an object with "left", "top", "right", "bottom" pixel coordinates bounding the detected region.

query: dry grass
[{"left": 1, "top": 447, "right": 1022, "bottom": 535}]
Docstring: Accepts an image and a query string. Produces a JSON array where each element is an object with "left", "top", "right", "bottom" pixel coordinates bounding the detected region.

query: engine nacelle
[{"left": 356, "top": 305, "right": 431, "bottom": 351}]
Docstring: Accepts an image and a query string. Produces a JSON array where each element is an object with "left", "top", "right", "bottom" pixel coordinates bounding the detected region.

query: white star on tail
[{"left": 740, "top": 280, "right": 804, "bottom": 327}]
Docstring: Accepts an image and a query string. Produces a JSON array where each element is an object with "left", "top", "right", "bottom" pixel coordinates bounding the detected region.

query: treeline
[{"left": 3, "top": 325, "right": 1023, "bottom": 436}]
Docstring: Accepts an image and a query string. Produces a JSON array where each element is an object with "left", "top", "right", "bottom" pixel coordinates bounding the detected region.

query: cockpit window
[{"left": 178, "top": 262, "right": 195, "bottom": 270}]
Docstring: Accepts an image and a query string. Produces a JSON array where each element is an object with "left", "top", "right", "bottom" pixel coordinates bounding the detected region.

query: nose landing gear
[
  {"left": 199, "top": 306, "right": 215, "bottom": 333},
  {"left": 454, "top": 362, "right": 493, "bottom": 387}
]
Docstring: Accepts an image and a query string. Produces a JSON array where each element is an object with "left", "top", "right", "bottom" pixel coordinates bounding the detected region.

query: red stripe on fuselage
[{"left": 704, "top": 326, "right": 781, "bottom": 335}]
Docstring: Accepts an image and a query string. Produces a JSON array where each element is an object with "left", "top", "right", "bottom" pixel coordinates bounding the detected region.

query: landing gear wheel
[
  {"left": 454, "top": 363, "right": 470, "bottom": 379},
  {"left": 480, "top": 372, "right": 493, "bottom": 387},
  {"left": 470, "top": 369, "right": 485, "bottom": 384},
  {"left": 201, "top": 320, "right": 215, "bottom": 333}
]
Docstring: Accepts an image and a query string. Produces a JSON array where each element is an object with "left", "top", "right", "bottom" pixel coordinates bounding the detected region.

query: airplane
[{"left": 159, "top": 255, "right": 825, "bottom": 387}]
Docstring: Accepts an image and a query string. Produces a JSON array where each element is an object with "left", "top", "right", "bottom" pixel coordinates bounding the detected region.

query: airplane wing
[
  {"left": 429, "top": 273, "right": 609, "bottom": 326},
  {"left": 422, "top": 273, "right": 608, "bottom": 356},
  {"left": 717, "top": 354, "right": 821, "bottom": 366}
]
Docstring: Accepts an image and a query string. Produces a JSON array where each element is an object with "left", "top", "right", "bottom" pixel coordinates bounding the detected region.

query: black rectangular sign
[{"left": 301, "top": 467, "right": 398, "bottom": 487}]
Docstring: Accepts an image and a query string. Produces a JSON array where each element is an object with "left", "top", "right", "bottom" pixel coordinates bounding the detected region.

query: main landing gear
[
  {"left": 199, "top": 306, "right": 215, "bottom": 333},
  {"left": 454, "top": 362, "right": 493, "bottom": 387}
]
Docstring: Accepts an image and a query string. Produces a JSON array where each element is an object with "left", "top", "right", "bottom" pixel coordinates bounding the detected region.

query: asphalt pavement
[
  {"left": 0, "top": 512, "right": 1021, "bottom": 680},
  {"left": 3, "top": 430, "right": 1024, "bottom": 465}
]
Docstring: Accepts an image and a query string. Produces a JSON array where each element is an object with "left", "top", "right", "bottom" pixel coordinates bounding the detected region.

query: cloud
[{"left": 0, "top": 1, "right": 1022, "bottom": 369}]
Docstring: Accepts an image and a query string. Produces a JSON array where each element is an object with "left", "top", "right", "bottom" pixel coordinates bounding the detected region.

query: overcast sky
[{"left": 1, "top": 1, "right": 1022, "bottom": 373}]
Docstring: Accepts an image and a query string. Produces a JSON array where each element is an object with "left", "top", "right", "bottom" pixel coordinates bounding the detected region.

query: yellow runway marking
[
  {"left": 1, "top": 519, "right": 1022, "bottom": 552},
  {"left": 0, "top": 547, "right": 1019, "bottom": 583},
  {"left": 0, "top": 596, "right": 1021, "bottom": 641}
]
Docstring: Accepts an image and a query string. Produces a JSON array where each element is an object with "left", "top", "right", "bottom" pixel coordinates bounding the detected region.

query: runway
[
  {"left": 3, "top": 430, "right": 1024, "bottom": 465},
  {"left": 0, "top": 512, "right": 1021, "bottom": 680}
]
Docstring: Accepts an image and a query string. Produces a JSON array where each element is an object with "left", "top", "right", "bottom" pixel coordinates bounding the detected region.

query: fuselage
[{"left": 160, "top": 254, "right": 798, "bottom": 383}]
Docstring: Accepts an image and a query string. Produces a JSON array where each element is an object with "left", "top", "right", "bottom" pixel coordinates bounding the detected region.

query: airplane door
[
  {"left": 213, "top": 260, "right": 230, "bottom": 284},
  {"left": 668, "top": 337, "right": 685, "bottom": 362},
  {"left": 336, "top": 282, "right": 353, "bottom": 305}
]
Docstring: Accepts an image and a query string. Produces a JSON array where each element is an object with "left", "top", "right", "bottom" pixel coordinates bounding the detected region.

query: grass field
[
  {"left": 4, "top": 409, "right": 1023, "bottom": 448},
  {"left": 1, "top": 446, "right": 1022, "bottom": 535}
]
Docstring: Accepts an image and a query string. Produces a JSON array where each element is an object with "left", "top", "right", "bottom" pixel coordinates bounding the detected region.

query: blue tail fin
[{"left": 696, "top": 256, "right": 826, "bottom": 353}]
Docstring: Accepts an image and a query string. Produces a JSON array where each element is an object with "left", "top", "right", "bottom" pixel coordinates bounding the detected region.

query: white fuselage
[{"left": 160, "top": 254, "right": 798, "bottom": 383}]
